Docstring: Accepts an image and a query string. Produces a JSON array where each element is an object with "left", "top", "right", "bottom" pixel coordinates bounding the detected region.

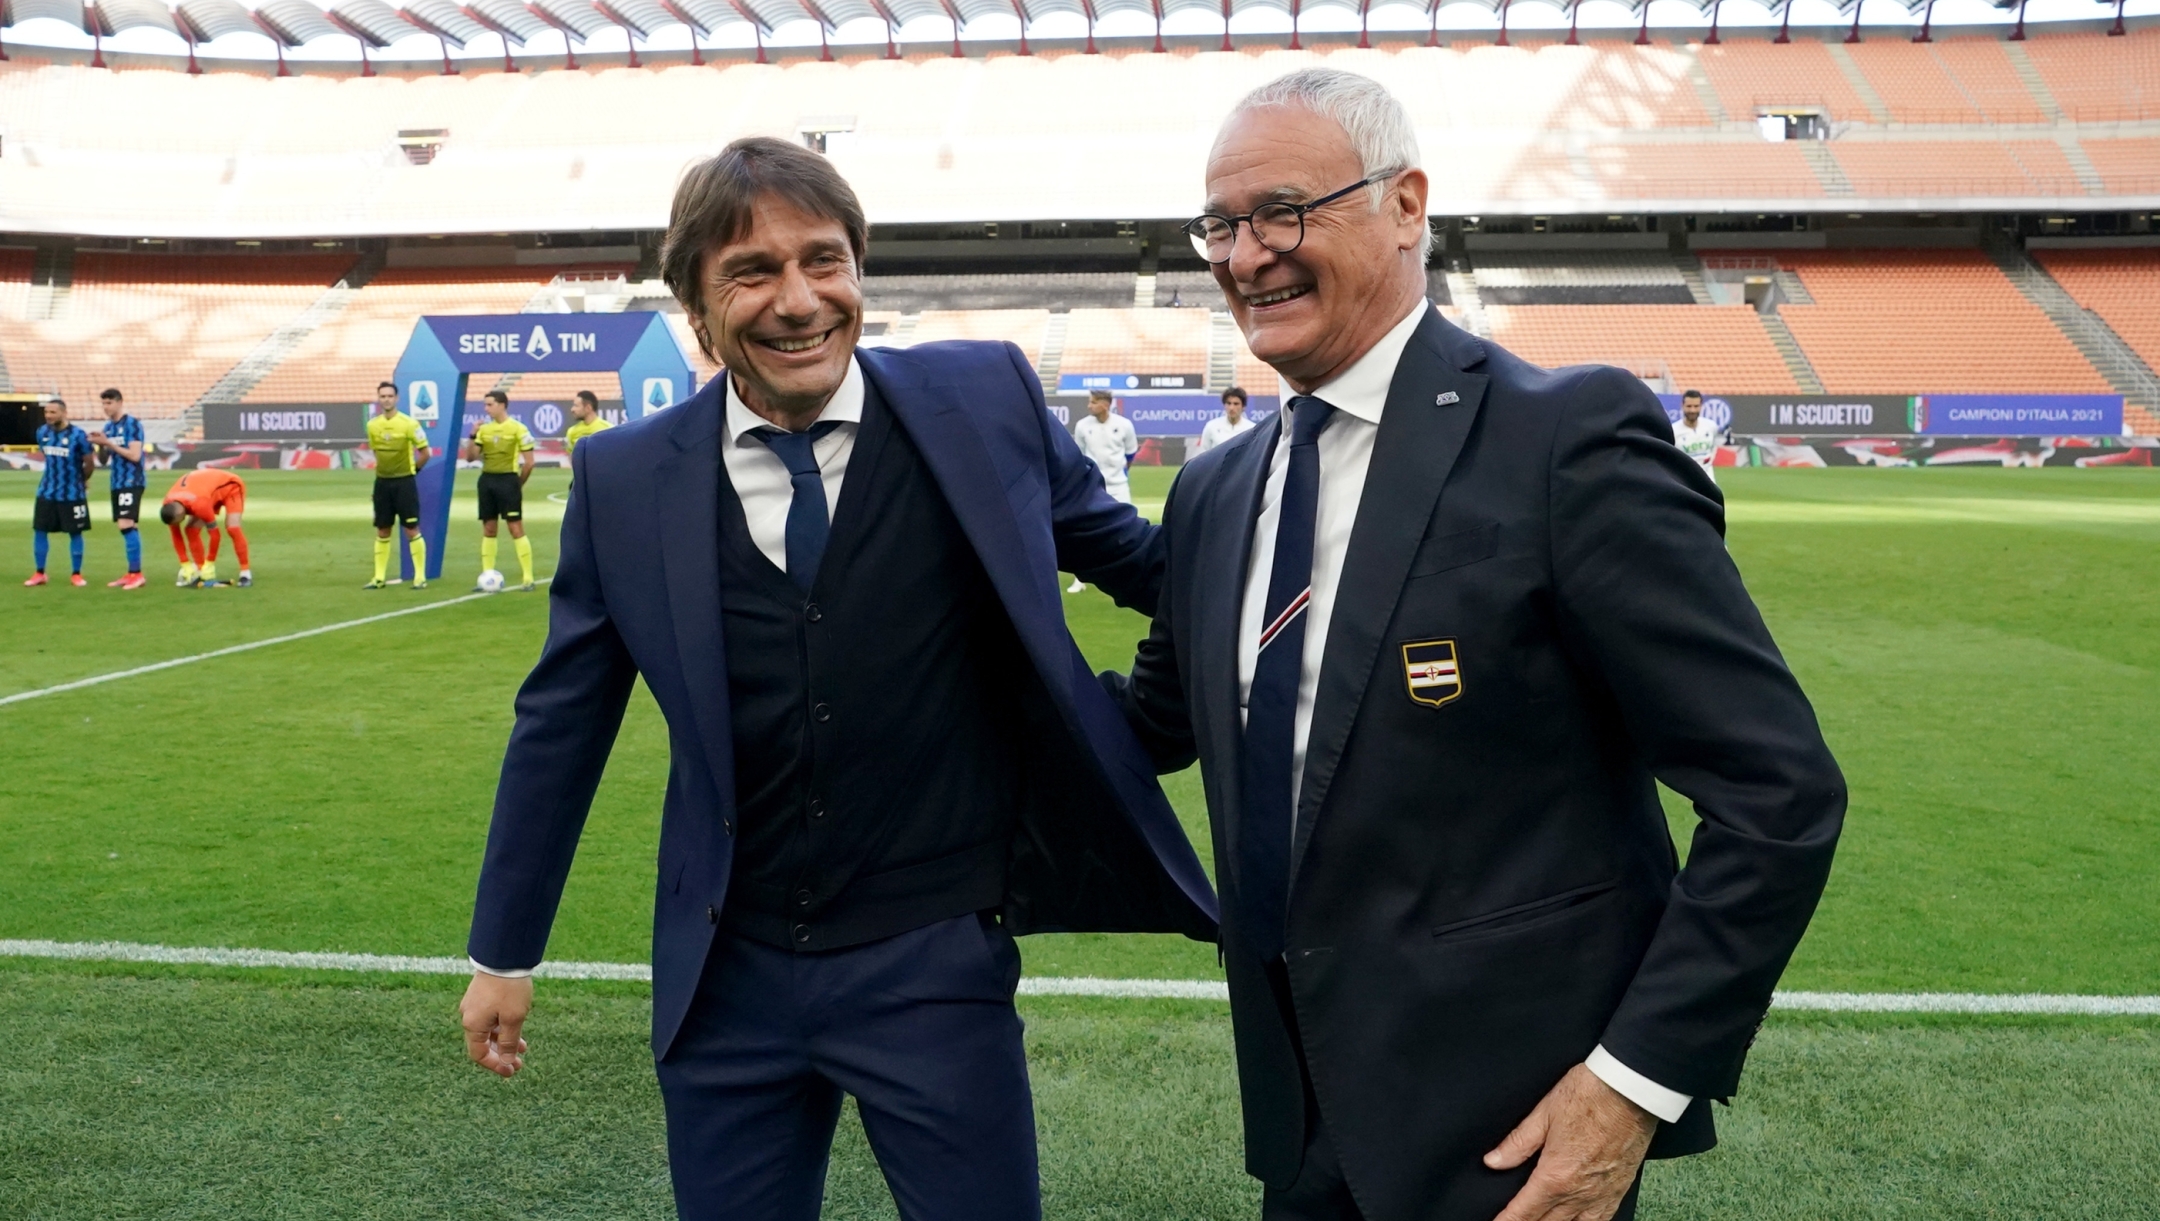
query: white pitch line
[
  {"left": 0, "top": 580, "right": 549, "bottom": 709},
  {"left": 4, "top": 940, "right": 2157, "bottom": 1014}
]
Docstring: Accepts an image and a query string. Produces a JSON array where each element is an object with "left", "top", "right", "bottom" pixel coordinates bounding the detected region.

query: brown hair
[
  {"left": 484, "top": 390, "right": 509, "bottom": 406},
  {"left": 660, "top": 137, "right": 868, "bottom": 324}
]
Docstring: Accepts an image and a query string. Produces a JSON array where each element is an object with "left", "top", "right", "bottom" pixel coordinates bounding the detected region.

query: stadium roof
[{"left": 0, "top": 0, "right": 2131, "bottom": 62}]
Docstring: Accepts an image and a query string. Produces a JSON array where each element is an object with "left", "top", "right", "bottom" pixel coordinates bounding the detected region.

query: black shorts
[
  {"left": 111, "top": 486, "right": 145, "bottom": 524},
  {"left": 33, "top": 497, "right": 90, "bottom": 534},
  {"left": 475, "top": 472, "right": 523, "bottom": 523},
  {"left": 372, "top": 475, "right": 422, "bottom": 531}
]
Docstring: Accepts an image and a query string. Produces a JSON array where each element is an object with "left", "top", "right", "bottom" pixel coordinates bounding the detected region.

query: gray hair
[{"left": 1223, "top": 67, "right": 1432, "bottom": 262}]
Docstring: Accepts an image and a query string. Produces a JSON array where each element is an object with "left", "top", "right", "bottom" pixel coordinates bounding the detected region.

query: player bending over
[
  {"left": 461, "top": 390, "right": 537, "bottom": 591},
  {"left": 25, "top": 399, "right": 94, "bottom": 588},
  {"left": 160, "top": 468, "right": 252, "bottom": 587},
  {"left": 365, "top": 380, "right": 431, "bottom": 590}
]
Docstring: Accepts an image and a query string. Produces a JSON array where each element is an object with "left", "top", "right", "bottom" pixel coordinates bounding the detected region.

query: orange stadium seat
[
  {"left": 1572, "top": 140, "right": 1823, "bottom": 199},
  {"left": 1693, "top": 41, "right": 1872, "bottom": 123},
  {"left": 906, "top": 310, "right": 1050, "bottom": 368},
  {"left": 0, "top": 246, "right": 33, "bottom": 322},
  {"left": 0, "top": 251, "right": 354, "bottom": 417},
  {"left": 2031, "top": 247, "right": 2160, "bottom": 380},
  {"left": 1841, "top": 38, "right": 2048, "bottom": 125},
  {"left": 241, "top": 267, "right": 569, "bottom": 406},
  {"left": 1829, "top": 140, "right": 2083, "bottom": 197},
  {"left": 2020, "top": 26, "right": 2160, "bottom": 121},
  {"left": 2077, "top": 139, "right": 2160, "bottom": 196},
  {"left": 1483, "top": 304, "right": 1799, "bottom": 394},
  {"left": 1923, "top": 39, "right": 2050, "bottom": 125},
  {"left": 1770, "top": 249, "right": 2110, "bottom": 394},
  {"left": 1228, "top": 325, "right": 1276, "bottom": 397},
  {"left": 1059, "top": 309, "right": 1212, "bottom": 377}
]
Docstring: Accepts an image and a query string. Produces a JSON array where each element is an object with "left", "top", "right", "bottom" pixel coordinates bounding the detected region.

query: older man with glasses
[{"left": 1110, "top": 68, "right": 1845, "bottom": 1221}]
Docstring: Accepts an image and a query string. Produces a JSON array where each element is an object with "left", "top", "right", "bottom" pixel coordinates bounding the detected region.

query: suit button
[
  {"left": 793, "top": 924, "right": 811, "bottom": 944},
  {"left": 795, "top": 889, "right": 813, "bottom": 907},
  {"left": 813, "top": 703, "right": 831, "bottom": 723},
  {"left": 805, "top": 603, "right": 822, "bottom": 623},
  {"left": 808, "top": 797, "right": 825, "bottom": 819},
  {"left": 706, "top": 906, "right": 718, "bottom": 925}
]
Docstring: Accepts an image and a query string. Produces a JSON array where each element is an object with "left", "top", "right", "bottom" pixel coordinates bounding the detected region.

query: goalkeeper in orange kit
[{"left": 160, "top": 468, "right": 252, "bottom": 588}]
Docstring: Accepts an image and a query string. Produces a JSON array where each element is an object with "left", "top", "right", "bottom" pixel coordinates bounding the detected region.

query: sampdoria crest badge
[{"left": 1401, "top": 639, "right": 1463, "bottom": 708}]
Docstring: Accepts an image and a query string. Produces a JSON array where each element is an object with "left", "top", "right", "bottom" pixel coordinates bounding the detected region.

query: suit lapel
[
  {"left": 858, "top": 347, "right": 1069, "bottom": 700},
  {"left": 1290, "top": 313, "right": 1488, "bottom": 882},
  {"left": 654, "top": 382, "right": 736, "bottom": 780}
]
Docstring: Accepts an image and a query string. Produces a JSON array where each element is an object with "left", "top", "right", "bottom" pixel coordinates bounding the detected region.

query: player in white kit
[
  {"left": 1068, "top": 390, "right": 1139, "bottom": 592},
  {"left": 1194, "top": 387, "right": 1256, "bottom": 455},
  {"left": 1671, "top": 389, "right": 1724, "bottom": 483}
]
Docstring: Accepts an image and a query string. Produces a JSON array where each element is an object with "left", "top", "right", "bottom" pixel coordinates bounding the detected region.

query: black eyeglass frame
[{"left": 1182, "top": 173, "right": 1398, "bottom": 265}]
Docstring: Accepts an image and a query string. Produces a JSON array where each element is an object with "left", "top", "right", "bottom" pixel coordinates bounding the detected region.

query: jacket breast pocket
[
  {"left": 1432, "top": 880, "right": 1618, "bottom": 943},
  {"left": 1407, "top": 522, "right": 1499, "bottom": 580}
]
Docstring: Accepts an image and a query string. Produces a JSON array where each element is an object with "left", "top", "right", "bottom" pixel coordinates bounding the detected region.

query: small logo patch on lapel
[
  {"left": 1435, "top": 391, "right": 1461, "bottom": 406},
  {"left": 1402, "top": 639, "right": 1463, "bottom": 708}
]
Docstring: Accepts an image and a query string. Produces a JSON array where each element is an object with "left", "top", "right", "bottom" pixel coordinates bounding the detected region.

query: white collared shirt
[
  {"left": 721, "top": 356, "right": 866, "bottom": 573},
  {"left": 1233, "top": 300, "right": 1693, "bottom": 1126}
]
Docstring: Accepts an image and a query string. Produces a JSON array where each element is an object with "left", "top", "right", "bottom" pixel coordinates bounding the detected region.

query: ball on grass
[{"left": 477, "top": 569, "right": 505, "bottom": 593}]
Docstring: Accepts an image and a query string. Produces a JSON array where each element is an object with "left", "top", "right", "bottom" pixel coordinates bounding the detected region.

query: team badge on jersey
[{"left": 1401, "top": 639, "right": 1463, "bottom": 708}]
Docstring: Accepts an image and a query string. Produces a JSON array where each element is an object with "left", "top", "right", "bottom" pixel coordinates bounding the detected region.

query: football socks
[
  {"left": 514, "top": 536, "right": 533, "bottom": 588},
  {"left": 480, "top": 534, "right": 498, "bottom": 576},
  {"left": 372, "top": 537, "right": 392, "bottom": 583}
]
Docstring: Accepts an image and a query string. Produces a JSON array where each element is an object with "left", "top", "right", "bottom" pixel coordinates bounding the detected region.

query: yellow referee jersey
[
  {"left": 471, "top": 417, "right": 536, "bottom": 474},
  {"left": 367, "top": 410, "right": 430, "bottom": 479},
  {"left": 564, "top": 415, "right": 614, "bottom": 455}
]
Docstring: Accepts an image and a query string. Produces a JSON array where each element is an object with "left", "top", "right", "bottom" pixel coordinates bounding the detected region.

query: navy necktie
[
  {"left": 1239, "top": 395, "right": 1336, "bottom": 962},
  {"left": 751, "top": 420, "right": 841, "bottom": 592}
]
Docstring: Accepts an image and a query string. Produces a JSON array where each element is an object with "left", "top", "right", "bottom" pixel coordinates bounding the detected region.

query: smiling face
[
  {"left": 1682, "top": 394, "right": 1702, "bottom": 424},
  {"left": 687, "top": 192, "right": 862, "bottom": 429},
  {"left": 1205, "top": 105, "right": 1431, "bottom": 392}
]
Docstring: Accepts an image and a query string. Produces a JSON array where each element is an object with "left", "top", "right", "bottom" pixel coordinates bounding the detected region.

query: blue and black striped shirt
[
  {"left": 103, "top": 414, "right": 146, "bottom": 489},
  {"left": 36, "top": 424, "right": 93, "bottom": 502}
]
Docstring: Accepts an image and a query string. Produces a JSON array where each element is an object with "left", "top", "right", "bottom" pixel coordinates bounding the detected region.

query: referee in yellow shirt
[
  {"left": 364, "top": 380, "right": 431, "bottom": 590},
  {"left": 462, "top": 390, "right": 537, "bottom": 591},
  {"left": 563, "top": 389, "right": 614, "bottom": 457}
]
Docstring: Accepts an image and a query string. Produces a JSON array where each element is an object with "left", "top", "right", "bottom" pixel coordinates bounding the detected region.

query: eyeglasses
[{"left": 1183, "top": 174, "right": 1394, "bottom": 265}]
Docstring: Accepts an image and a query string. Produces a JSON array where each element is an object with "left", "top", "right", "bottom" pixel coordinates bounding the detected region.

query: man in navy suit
[
  {"left": 1111, "top": 70, "right": 1843, "bottom": 1221},
  {"left": 459, "top": 137, "right": 1217, "bottom": 1221}
]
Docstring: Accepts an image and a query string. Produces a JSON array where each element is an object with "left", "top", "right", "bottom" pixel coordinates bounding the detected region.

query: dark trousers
[{"left": 655, "top": 912, "right": 1039, "bottom": 1221}]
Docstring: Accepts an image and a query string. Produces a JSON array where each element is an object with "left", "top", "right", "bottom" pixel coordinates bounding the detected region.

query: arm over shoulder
[
  {"left": 1547, "top": 367, "right": 1846, "bottom": 1100},
  {"left": 1101, "top": 462, "right": 1199, "bottom": 774},
  {"left": 1007, "top": 341, "right": 1165, "bottom": 615}
]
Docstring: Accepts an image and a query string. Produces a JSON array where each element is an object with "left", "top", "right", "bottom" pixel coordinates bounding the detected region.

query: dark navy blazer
[{"left": 469, "top": 340, "right": 1220, "bottom": 1057}]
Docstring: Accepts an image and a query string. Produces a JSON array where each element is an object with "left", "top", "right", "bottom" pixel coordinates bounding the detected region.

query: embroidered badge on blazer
[{"left": 1402, "top": 639, "right": 1463, "bottom": 708}]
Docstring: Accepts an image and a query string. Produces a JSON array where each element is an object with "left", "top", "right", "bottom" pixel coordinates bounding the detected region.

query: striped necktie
[{"left": 1238, "top": 395, "right": 1336, "bottom": 962}]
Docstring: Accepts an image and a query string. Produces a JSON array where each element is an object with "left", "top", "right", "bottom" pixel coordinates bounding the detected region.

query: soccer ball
[{"left": 477, "top": 569, "right": 505, "bottom": 593}]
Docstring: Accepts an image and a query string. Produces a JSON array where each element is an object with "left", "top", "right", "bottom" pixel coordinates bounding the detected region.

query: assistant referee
[
  {"left": 461, "top": 390, "right": 537, "bottom": 591},
  {"left": 364, "top": 379, "right": 432, "bottom": 590}
]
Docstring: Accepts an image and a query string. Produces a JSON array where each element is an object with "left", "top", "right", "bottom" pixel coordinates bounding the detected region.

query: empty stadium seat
[
  {"left": 1771, "top": 249, "right": 2111, "bottom": 394},
  {"left": 0, "top": 251, "right": 354, "bottom": 416},
  {"left": 1471, "top": 252, "right": 1694, "bottom": 305},
  {"left": 2078, "top": 139, "right": 2160, "bottom": 196},
  {"left": 862, "top": 273, "right": 1133, "bottom": 313},
  {"left": 241, "top": 267, "right": 568, "bottom": 406},
  {"left": 2021, "top": 26, "right": 2160, "bottom": 121},
  {"left": 1694, "top": 41, "right": 1872, "bottom": 123},
  {"left": 1482, "top": 304, "right": 1799, "bottom": 394},
  {"left": 906, "top": 310, "right": 1051, "bottom": 367},
  {"left": 1829, "top": 140, "right": 2084, "bottom": 197},
  {"left": 1841, "top": 38, "right": 2048, "bottom": 125},
  {"left": 1059, "top": 309, "right": 1211, "bottom": 378},
  {"left": 2031, "top": 248, "right": 2160, "bottom": 402}
]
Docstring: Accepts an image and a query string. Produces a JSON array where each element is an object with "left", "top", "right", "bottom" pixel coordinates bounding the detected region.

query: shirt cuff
[
  {"left": 1585, "top": 1045, "right": 1692, "bottom": 1124},
  {"left": 470, "top": 958, "right": 534, "bottom": 980}
]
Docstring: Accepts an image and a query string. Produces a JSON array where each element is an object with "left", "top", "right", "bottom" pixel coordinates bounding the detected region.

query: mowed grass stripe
[
  {"left": 0, "top": 581, "right": 548, "bottom": 706},
  {"left": 9, "top": 939, "right": 2160, "bottom": 1014}
]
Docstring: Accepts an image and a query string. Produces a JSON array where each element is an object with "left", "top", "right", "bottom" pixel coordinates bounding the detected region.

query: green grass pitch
[{"left": 2, "top": 463, "right": 2156, "bottom": 1217}]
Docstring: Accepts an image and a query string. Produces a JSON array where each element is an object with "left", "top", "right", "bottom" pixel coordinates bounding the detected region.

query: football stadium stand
[
  {"left": 2032, "top": 247, "right": 2160, "bottom": 433},
  {"left": 907, "top": 309, "right": 1051, "bottom": 367},
  {"left": 1772, "top": 249, "right": 2114, "bottom": 395},
  {"left": 1060, "top": 308, "right": 1212, "bottom": 378},
  {"left": 1482, "top": 305, "right": 1801, "bottom": 394},
  {"left": 241, "top": 267, "right": 588, "bottom": 405}
]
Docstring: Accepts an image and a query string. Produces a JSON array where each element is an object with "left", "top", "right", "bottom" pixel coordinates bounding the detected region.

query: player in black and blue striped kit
[
  {"left": 91, "top": 387, "right": 149, "bottom": 589},
  {"left": 27, "top": 399, "right": 94, "bottom": 588}
]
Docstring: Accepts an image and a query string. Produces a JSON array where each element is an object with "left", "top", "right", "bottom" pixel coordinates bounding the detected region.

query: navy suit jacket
[
  {"left": 470, "top": 340, "right": 1219, "bottom": 1058},
  {"left": 1112, "top": 311, "right": 1844, "bottom": 1220}
]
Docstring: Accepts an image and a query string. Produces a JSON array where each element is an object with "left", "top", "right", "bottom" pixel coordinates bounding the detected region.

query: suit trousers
[{"left": 655, "top": 912, "right": 1039, "bottom": 1221}]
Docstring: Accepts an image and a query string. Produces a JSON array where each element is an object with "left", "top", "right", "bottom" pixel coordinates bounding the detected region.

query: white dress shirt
[
  {"left": 721, "top": 356, "right": 866, "bottom": 573},
  {"left": 1234, "top": 301, "right": 1692, "bottom": 1125},
  {"left": 470, "top": 358, "right": 868, "bottom": 982}
]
